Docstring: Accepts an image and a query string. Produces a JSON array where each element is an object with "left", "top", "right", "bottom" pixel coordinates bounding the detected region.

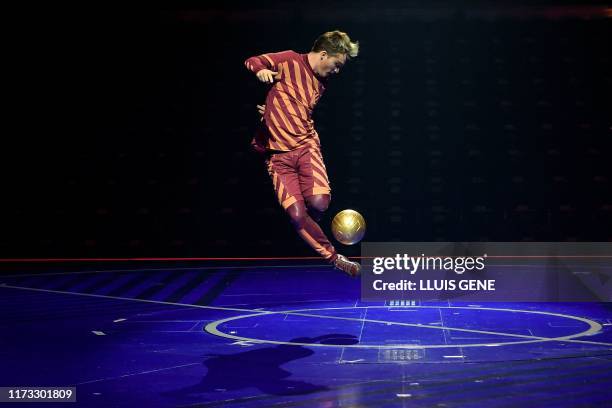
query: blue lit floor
[{"left": 0, "top": 263, "right": 611, "bottom": 407}]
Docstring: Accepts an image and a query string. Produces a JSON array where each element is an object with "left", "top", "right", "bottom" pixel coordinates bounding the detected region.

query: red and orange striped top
[{"left": 245, "top": 50, "right": 326, "bottom": 152}]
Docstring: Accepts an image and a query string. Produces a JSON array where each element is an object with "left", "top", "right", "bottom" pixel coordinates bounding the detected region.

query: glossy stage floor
[{"left": 1, "top": 260, "right": 611, "bottom": 407}]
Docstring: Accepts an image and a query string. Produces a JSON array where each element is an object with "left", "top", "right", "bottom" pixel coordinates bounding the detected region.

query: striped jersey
[{"left": 244, "top": 50, "right": 326, "bottom": 152}]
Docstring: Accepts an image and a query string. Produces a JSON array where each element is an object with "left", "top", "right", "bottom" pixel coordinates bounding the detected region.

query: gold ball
[{"left": 331, "top": 209, "right": 366, "bottom": 245}]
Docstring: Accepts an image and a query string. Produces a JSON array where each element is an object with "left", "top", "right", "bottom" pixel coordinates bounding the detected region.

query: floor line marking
[
  {"left": 0, "top": 284, "right": 267, "bottom": 313},
  {"left": 2, "top": 284, "right": 610, "bottom": 349},
  {"left": 205, "top": 307, "right": 612, "bottom": 349},
  {"left": 0, "top": 264, "right": 332, "bottom": 279},
  {"left": 438, "top": 307, "right": 449, "bottom": 345},
  {"left": 77, "top": 362, "right": 201, "bottom": 385},
  {"left": 357, "top": 307, "right": 368, "bottom": 342}
]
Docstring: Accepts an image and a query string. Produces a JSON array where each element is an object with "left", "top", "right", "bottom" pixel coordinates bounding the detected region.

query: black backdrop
[{"left": 5, "top": 2, "right": 611, "bottom": 258}]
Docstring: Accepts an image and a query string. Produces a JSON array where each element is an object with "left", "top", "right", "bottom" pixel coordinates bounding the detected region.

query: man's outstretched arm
[{"left": 244, "top": 50, "right": 293, "bottom": 84}]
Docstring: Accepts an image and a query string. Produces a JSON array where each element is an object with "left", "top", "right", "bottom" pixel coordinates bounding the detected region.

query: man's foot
[{"left": 334, "top": 254, "right": 361, "bottom": 277}]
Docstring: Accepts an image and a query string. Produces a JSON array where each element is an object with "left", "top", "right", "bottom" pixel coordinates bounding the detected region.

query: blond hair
[{"left": 311, "top": 30, "right": 359, "bottom": 59}]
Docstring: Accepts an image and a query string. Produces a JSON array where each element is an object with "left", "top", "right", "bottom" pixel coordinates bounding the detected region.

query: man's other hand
[
  {"left": 257, "top": 104, "right": 266, "bottom": 121},
  {"left": 256, "top": 69, "right": 279, "bottom": 84}
]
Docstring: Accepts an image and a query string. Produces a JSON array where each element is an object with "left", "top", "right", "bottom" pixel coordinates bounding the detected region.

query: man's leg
[
  {"left": 286, "top": 200, "right": 338, "bottom": 262},
  {"left": 297, "top": 147, "right": 361, "bottom": 276},
  {"left": 266, "top": 148, "right": 360, "bottom": 276},
  {"left": 266, "top": 152, "right": 337, "bottom": 262},
  {"left": 306, "top": 194, "right": 330, "bottom": 222}
]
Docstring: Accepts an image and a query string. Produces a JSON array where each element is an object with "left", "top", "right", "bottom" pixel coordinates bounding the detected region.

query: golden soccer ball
[{"left": 331, "top": 209, "right": 366, "bottom": 245}]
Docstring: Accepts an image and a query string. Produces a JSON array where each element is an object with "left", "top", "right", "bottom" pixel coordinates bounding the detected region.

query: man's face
[{"left": 317, "top": 52, "right": 347, "bottom": 78}]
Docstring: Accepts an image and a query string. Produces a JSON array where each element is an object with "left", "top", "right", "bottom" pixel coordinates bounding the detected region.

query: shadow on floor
[{"left": 164, "top": 334, "right": 358, "bottom": 400}]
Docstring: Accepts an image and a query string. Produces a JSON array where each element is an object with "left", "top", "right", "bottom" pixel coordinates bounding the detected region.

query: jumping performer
[{"left": 244, "top": 30, "right": 361, "bottom": 276}]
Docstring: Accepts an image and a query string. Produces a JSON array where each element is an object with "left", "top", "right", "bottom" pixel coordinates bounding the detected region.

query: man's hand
[
  {"left": 257, "top": 104, "right": 266, "bottom": 121},
  {"left": 256, "top": 69, "right": 279, "bottom": 84}
]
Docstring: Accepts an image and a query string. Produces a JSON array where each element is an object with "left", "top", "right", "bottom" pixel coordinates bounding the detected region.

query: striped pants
[{"left": 265, "top": 145, "right": 338, "bottom": 262}]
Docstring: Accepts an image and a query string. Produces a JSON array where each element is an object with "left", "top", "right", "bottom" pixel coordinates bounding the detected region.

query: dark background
[{"left": 5, "top": 1, "right": 612, "bottom": 258}]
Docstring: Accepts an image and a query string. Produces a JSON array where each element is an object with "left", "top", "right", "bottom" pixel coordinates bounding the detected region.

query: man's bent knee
[
  {"left": 306, "top": 194, "right": 330, "bottom": 213},
  {"left": 286, "top": 201, "right": 308, "bottom": 229}
]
